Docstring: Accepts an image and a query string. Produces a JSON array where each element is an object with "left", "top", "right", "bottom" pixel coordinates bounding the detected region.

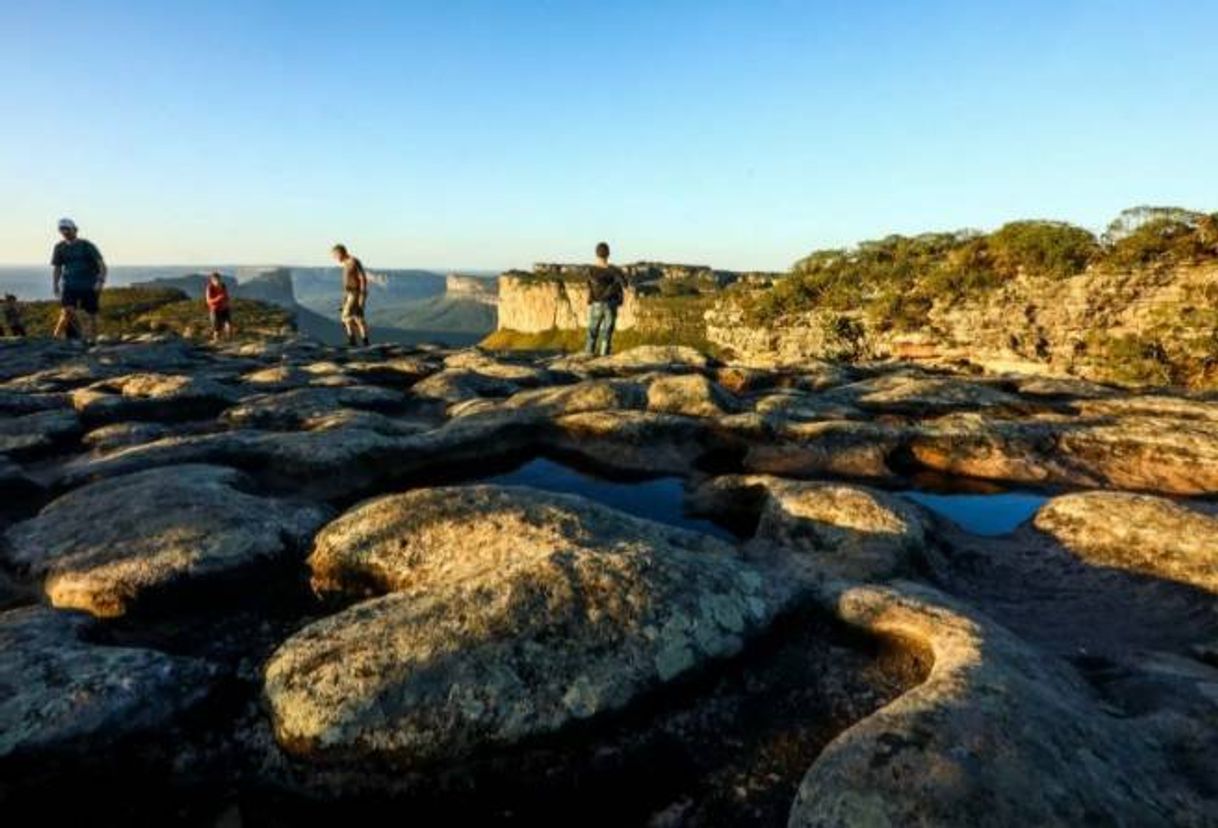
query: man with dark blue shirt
[
  {"left": 51, "top": 217, "right": 106, "bottom": 343},
  {"left": 585, "top": 241, "right": 628, "bottom": 356}
]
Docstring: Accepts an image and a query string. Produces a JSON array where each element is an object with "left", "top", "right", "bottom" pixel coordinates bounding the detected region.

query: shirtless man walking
[{"left": 331, "top": 244, "right": 370, "bottom": 346}]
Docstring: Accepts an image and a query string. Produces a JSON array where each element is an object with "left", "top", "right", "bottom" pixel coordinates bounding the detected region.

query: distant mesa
[{"left": 444, "top": 273, "right": 498, "bottom": 304}]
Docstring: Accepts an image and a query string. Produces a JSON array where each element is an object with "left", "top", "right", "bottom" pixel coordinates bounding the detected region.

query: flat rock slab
[
  {"left": 910, "top": 412, "right": 1218, "bottom": 495},
  {"left": 220, "top": 385, "right": 407, "bottom": 429},
  {"left": 551, "top": 345, "right": 715, "bottom": 377},
  {"left": 827, "top": 371, "right": 1029, "bottom": 415},
  {"left": 0, "top": 606, "right": 220, "bottom": 761},
  {"left": 1033, "top": 491, "right": 1218, "bottom": 593},
  {"left": 0, "top": 456, "right": 40, "bottom": 501},
  {"left": 266, "top": 485, "right": 794, "bottom": 769},
  {"left": 503, "top": 378, "right": 647, "bottom": 417},
  {"left": 82, "top": 421, "right": 176, "bottom": 454},
  {"left": 552, "top": 410, "right": 720, "bottom": 475},
  {"left": 411, "top": 369, "right": 520, "bottom": 404},
  {"left": 0, "top": 409, "right": 82, "bottom": 459},
  {"left": 58, "top": 410, "right": 551, "bottom": 501},
  {"left": 646, "top": 373, "right": 739, "bottom": 418},
  {"left": 0, "top": 389, "right": 70, "bottom": 416},
  {"left": 3, "top": 464, "right": 330, "bottom": 617},
  {"left": 743, "top": 420, "right": 905, "bottom": 480},
  {"left": 70, "top": 373, "right": 239, "bottom": 425}
]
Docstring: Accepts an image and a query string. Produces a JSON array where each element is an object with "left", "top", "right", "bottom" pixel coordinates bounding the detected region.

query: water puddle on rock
[
  {"left": 483, "top": 457, "right": 739, "bottom": 542},
  {"left": 901, "top": 490, "right": 1049, "bottom": 536}
]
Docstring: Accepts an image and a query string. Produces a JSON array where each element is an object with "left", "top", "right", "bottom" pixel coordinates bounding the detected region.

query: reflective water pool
[
  {"left": 901, "top": 491, "right": 1049, "bottom": 536},
  {"left": 484, "top": 457, "right": 739, "bottom": 541},
  {"left": 483, "top": 457, "right": 1050, "bottom": 540}
]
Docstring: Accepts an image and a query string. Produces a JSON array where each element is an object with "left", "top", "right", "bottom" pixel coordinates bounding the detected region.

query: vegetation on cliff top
[
  {"left": 13, "top": 287, "right": 295, "bottom": 339},
  {"left": 745, "top": 206, "right": 1218, "bottom": 328}
]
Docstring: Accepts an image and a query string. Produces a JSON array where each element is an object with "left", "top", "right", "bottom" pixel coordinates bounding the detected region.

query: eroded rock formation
[{"left": 0, "top": 333, "right": 1214, "bottom": 824}]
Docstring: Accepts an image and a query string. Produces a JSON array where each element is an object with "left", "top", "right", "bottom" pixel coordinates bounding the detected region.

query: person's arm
[
  {"left": 94, "top": 245, "right": 107, "bottom": 290},
  {"left": 51, "top": 245, "right": 62, "bottom": 296}
]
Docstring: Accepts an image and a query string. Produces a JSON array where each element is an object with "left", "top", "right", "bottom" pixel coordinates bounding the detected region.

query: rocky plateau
[{"left": 0, "top": 334, "right": 1215, "bottom": 826}]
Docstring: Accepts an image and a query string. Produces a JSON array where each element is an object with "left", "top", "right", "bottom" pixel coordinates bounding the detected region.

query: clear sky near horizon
[{"left": 2, "top": 1, "right": 1215, "bottom": 271}]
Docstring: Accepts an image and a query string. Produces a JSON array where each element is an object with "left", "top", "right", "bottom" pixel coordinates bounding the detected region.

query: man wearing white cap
[{"left": 51, "top": 218, "right": 106, "bottom": 342}]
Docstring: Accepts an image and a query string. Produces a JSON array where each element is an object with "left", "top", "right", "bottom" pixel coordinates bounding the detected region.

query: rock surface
[
  {"left": 3, "top": 464, "right": 330, "bottom": 616},
  {"left": 0, "top": 606, "right": 219, "bottom": 760},
  {"left": 689, "top": 475, "right": 929, "bottom": 581},
  {"left": 0, "top": 336, "right": 1214, "bottom": 823},
  {"left": 788, "top": 582, "right": 1216, "bottom": 827},
  {"left": 266, "top": 485, "right": 794, "bottom": 767},
  {"left": 1033, "top": 491, "right": 1218, "bottom": 593}
]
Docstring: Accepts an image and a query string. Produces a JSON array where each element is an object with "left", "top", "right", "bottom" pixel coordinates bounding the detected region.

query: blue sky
[{"left": 1, "top": 1, "right": 1215, "bottom": 270}]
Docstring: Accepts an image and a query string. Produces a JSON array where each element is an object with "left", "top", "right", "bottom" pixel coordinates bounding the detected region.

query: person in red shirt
[{"left": 205, "top": 272, "right": 234, "bottom": 342}]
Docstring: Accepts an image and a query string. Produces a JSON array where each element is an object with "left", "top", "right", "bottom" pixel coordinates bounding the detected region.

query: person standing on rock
[
  {"left": 585, "top": 241, "right": 628, "bottom": 356},
  {"left": 204, "top": 272, "right": 234, "bottom": 342},
  {"left": 51, "top": 217, "right": 106, "bottom": 343},
  {"left": 332, "top": 244, "right": 371, "bottom": 347}
]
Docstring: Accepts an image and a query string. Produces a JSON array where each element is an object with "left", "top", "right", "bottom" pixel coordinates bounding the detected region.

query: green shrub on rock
[{"left": 987, "top": 220, "right": 1098, "bottom": 278}]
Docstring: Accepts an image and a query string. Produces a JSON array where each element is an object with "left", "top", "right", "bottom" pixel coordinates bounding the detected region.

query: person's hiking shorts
[
  {"left": 341, "top": 291, "right": 365, "bottom": 322},
  {"left": 210, "top": 307, "right": 232, "bottom": 332},
  {"left": 61, "top": 286, "right": 100, "bottom": 315}
]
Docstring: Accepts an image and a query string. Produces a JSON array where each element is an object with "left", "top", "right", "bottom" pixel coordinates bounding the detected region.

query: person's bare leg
[
  {"left": 53, "top": 308, "right": 74, "bottom": 339},
  {"left": 355, "top": 317, "right": 369, "bottom": 345},
  {"left": 81, "top": 313, "right": 98, "bottom": 343}
]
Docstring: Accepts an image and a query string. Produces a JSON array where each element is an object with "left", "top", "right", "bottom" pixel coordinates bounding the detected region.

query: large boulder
[
  {"left": 265, "top": 486, "right": 794, "bottom": 769},
  {"left": 1032, "top": 492, "right": 1218, "bottom": 593},
  {"left": 0, "top": 606, "right": 219, "bottom": 761},
  {"left": 788, "top": 582, "right": 1215, "bottom": 826},
  {"left": 688, "top": 475, "right": 929, "bottom": 581},
  {"left": 3, "top": 465, "right": 330, "bottom": 617}
]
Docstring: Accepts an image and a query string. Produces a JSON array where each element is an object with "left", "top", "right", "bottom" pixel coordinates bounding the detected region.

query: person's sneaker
[
  {"left": 347, "top": 334, "right": 357, "bottom": 347},
  {"left": 361, "top": 337, "right": 370, "bottom": 347}
]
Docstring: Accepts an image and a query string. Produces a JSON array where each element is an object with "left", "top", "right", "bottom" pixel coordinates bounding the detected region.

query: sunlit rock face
[
  {"left": 3, "top": 464, "right": 330, "bottom": 617},
  {"left": 687, "top": 474, "right": 929, "bottom": 582},
  {"left": 0, "top": 335, "right": 1215, "bottom": 823},
  {"left": 266, "top": 485, "right": 795, "bottom": 766},
  {"left": 1033, "top": 491, "right": 1218, "bottom": 593}
]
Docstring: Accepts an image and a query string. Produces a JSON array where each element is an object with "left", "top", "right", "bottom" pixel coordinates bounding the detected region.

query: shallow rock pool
[
  {"left": 484, "top": 457, "right": 740, "bottom": 541},
  {"left": 901, "top": 490, "right": 1049, "bottom": 535}
]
